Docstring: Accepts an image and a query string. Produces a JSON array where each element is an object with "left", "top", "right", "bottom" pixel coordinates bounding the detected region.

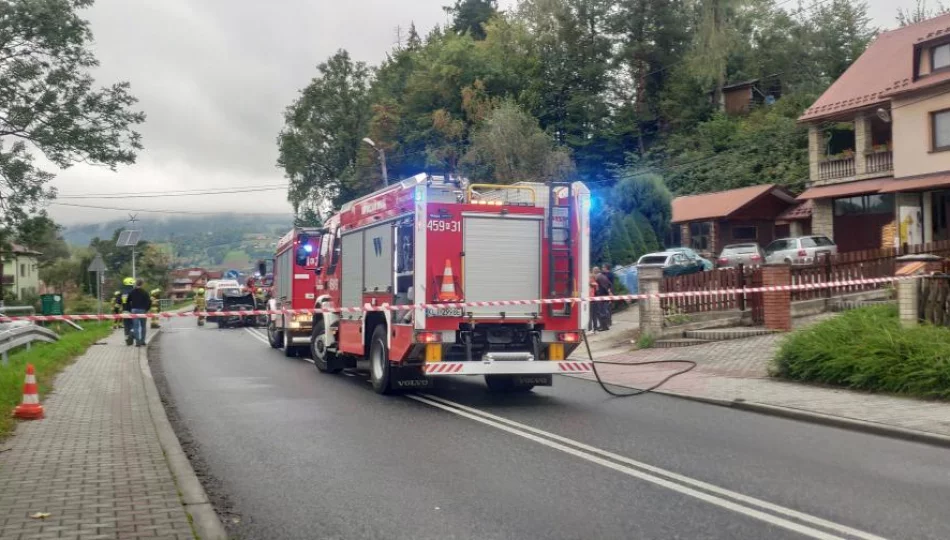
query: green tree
[
  {"left": 445, "top": 0, "right": 498, "bottom": 39},
  {"left": 0, "top": 0, "right": 145, "bottom": 227},
  {"left": 15, "top": 214, "right": 69, "bottom": 267},
  {"left": 460, "top": 101, "right": 574, "bottom": 183},
  {"left": 606, "top": 213, "right": 636, "bottom": 264},
  {"left": 610, "top": 172, "right": 673, "bottom": 244},
  {"left": 277, "top": 50, "right": 372, "bottom": 209},
  {"left": 897, "top": 0, "right": 949, "bottom": 27},
  {"left": 39, "top": 257, "right": 79, "bottom": 293},
  {"left": 809, "top": 0, "right": 876, "bottom": 81}
]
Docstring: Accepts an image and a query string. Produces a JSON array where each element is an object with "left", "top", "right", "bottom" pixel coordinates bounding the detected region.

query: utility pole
[
  {"left": 129, "top": 214, "right": 138, "bottom": 279},
  {"left": 362, "top": 138, "right": 389, "bottom": 187}
]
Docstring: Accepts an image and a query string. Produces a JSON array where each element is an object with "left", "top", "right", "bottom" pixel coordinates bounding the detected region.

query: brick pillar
[
  {"left": 808, "top": 124, "right": 822, "bottom": 183},
  {"left": 812, "top": 198, "right": 834, "bottom": 240},
  {"left": 897, "top": 278, "right": 919, "bottom": 328},
  {"left": 762, "top": 264, "right": 791, "bottom": 331},
  {"left": 854, "top": 113, "right": 871, "bottom": 176},
  {"left": 680, "top": 223, "right": 691, "bottom": 248},
  {"left": 638, "top": 266, "right": 664, "bottom": 338}
]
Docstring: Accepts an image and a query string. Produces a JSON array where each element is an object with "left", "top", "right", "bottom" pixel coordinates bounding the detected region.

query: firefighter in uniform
[
  {"left": 117, "top": 277, "right": 136, "bottom": 345},
  {"left": 111, "top": 290, "right": 123, "bottom": 329},
  {"left": 194, "top": 287, "right": 206, "bottom": 326},
  {"left": 150, "top": 288, "right": 162, "bottom": 329}
]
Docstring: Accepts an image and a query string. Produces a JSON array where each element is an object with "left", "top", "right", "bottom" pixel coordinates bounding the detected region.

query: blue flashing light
[{"left": 303, "top": 244, "right": 313, "bottom": 253}]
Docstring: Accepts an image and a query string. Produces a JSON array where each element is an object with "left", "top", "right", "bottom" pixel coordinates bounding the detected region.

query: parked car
[
  {"left": 716, "top": 243, "right": 765, "bottom": 268},
  {"left": 666, "top": 247, "right": 714, "bottom": 271},
  {"left": 764, "top": 236, "right": 837, "bottom": 265},
  {"left": 637, "top": 251, "right": 705, "bottom": 277}
]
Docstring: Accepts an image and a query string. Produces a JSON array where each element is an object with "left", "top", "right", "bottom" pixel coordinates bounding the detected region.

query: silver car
[
  {"left": 764, "top": 236, "right": 837, "bottom": 265},
  {"left": 716, "top": 243, "right": 765, "bottom": 268}
]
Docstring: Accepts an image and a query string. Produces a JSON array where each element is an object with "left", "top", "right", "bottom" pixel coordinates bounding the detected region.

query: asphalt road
[{"left": 154, "top": 317, "right": 950, "bottom": 540}]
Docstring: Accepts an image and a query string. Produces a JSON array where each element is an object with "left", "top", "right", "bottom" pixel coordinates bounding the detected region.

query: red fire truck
[{"left": 267, "top": 173, "right": 593, "bottom": 394}]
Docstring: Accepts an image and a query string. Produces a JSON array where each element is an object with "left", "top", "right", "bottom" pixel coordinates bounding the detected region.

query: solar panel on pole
[{"left": 116, "top": 230, "right": 141, "bottom": 247}]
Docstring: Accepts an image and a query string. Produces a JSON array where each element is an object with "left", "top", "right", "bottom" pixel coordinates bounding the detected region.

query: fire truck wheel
[
  {"left": 369, "top": 325, "right": 393, "bottom": 394},
  {"left": 484, "top": 375, "right": 534, "bottom": 393},
  {"left": 283, "top": 332, "right": 299, "bottom": 357},
  {"left": 311, "top": 320, "right": 341, "bottom": 373},
  {"left": 267, "top": 322, "right": 283, "bottom": 349}
]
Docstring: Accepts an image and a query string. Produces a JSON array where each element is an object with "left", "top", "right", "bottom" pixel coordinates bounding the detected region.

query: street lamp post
[{"left": 362, "top": 137, "right": 389, "bottom": 187}]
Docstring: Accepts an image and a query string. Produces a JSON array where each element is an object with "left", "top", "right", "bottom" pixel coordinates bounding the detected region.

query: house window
[
  {"left": 932, "top": 109, "right": 950, "bottom": 151},
  {"left": 689, "top": 222, "right": 711, "bottom": 251},
  {"left": 19, "top": 263, "right": 25, "bottom": 277},
  {"left": 833, "top": 194, "right": 894, "bottom": 216},
  {"left": 732, "top": 226, "right": 757, "bottom": 241},
  {"left": 933, "top": 43, "right": 950, "bottom": 71}
]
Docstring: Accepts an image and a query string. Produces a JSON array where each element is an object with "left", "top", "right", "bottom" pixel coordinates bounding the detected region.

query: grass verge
[
  {"left": 0, "top": 321, "right": 113, "bottom": 439},
  {"left": 773, "top": 305, "right": 950, "bottom": 399}
]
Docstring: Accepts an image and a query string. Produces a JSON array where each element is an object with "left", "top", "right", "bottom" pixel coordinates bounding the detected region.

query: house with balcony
[
  {"left": 1, "top": 243, "right": 41, "bottom": 300},
  {"left": 167, "top": 267, "right": 216, "bottom": 300},
  {"left": 798, "top": 13, "right": 950, "bottom": 252}
]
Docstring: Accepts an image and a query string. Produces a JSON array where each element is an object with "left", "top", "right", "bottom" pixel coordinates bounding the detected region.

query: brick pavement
[
  {"left": 574, "top": 313, "right": 950, "bottom": 439},
  {"left": 0, "top": 332, "right": 194, "bottom": 540}
]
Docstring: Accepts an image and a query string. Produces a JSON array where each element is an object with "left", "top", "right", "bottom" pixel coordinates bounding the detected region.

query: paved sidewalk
[
  {"left": 0, "top": 331, "right": 195, "bottom": 540},
  {"left": 574, "top": 314, "right": 950, "bottom": 441}
]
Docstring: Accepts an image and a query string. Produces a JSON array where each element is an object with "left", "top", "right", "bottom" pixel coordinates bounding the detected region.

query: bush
[{"left": 773, "top": 305, "right": 950, "bottom": 399}]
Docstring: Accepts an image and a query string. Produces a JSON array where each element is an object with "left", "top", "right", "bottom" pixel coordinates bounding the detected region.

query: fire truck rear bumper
[{"left": 421, "top": 360, "right": 592, "bottom": 376}]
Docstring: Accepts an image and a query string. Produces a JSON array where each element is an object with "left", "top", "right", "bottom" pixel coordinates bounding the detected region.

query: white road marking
[
  {"left": 409, "top": 394, "right": 886, "bottom": 540},
  {"left": 244, "top": 328, "right": 316, "bottom": 364},
  {"left": 245, "top": 328, "right": 270, "bottom": 345}
]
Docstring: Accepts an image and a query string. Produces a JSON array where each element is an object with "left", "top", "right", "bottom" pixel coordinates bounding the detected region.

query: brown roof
[
  {"left": 672, "top": 184, "right": 791, "bottom": 224},
  {"left": 879, "top": 171, "right": 950, "bottom": 193},
  {"left": 2, "top": 242, "right": 42, "bottom": 256},
  {"left": 800, "top": 13, "right": 950, "bottom": 122},
  {"left": 775, "top": 200, "right": 813, "bottom": 221},
  {"left": 797, "top": 178, "right": 894, "bottom": 200}
]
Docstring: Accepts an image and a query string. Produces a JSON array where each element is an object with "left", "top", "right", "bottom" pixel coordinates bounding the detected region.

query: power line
[
  {"left": 49, "top": 201, "right": 289, "bottom": 216},
  {"left": 57, "top": 185, "right": 289, "bottom": 199}
]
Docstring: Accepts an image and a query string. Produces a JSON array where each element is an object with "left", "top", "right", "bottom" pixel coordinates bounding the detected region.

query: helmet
[
  {"left": 151, "top": 288, "right": 161, "bottom": 296},
  {"left": 123, "top": 277, "right": 135, "bottom": 286},
  {"left": 114, "top": 290, "right": 120, "bottom": 296},
  {"left": 196, "top": 288, "right": 205, "bottom": 294}
]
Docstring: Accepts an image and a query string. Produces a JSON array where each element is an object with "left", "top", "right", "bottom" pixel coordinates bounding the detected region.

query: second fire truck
[{"left": 267, "top": 173, "right": 593, "bottom": 394}]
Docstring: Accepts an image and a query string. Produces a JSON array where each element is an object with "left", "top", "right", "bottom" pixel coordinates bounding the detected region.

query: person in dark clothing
[
  {"left": 125, "top": 279, "right": 152, "bottom": 347},
  {"left": 602, "top": 263, "right": 616, "bottom": 328},
  {"left": 117, "top": 277, "right": 135, "bottom": 343},
  {"left": 592, "top": 267, "right": 613, "bottom": 332}
]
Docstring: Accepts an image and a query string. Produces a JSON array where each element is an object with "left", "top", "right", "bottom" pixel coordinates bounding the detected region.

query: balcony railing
[
  {"left": 818, "top": 155, "right": 855, "bottom": 181},
  {"left": 866, "top": 149, "right": 893, "bottom": 174}
]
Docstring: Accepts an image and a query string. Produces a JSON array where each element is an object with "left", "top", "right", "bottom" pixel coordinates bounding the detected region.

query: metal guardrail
[{"left": 0, "top": 324, "right": 59, "bottom": 365}]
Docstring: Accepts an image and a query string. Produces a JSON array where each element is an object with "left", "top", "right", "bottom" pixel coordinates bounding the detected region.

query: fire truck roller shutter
[
  {"left": 462, "top": 215, "right": 542, "bottom": 317},
  {"left": 363, "top": 223, "right": 393, "bottom": 294},
  {"left": 341, "top": 231, "right": 363, "bottom": 320}
]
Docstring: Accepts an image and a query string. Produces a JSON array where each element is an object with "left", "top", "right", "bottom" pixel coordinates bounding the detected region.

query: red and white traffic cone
[
  {"left": 438, "top": 259, "right": 460, "bottom": 301},
  {"left": 13, "top": 364, "right": 44, "bottom": 420}
]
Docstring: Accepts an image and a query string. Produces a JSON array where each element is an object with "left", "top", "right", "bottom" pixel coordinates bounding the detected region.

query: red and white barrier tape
[{"left": 0, "top": 275, "right": 909, "bottom": 323}]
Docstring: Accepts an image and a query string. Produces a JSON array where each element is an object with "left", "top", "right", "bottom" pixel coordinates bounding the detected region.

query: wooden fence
[
  {"left": 919, "top": 276, "right": 950, "bottom": 326},
  {"left": 661, "top": 266, "right": 762, "bottom": 320},
  {"left": 660, "top": 240, "right": 950, "bottom": 319}
]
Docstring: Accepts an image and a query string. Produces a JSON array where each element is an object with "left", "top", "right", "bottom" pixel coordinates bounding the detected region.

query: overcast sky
[{"left": 47, "top": 0, "right": 915, "bottom": 225}]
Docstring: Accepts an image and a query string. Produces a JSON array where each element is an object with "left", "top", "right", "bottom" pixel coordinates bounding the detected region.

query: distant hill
[{"left": 63, "top": 214, "right": 293, "bottom": 269}]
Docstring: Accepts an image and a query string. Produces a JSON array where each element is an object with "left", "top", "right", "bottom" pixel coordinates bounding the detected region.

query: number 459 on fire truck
[{"left": 266, "top": 173, "right": 593, "bottom": 394}]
